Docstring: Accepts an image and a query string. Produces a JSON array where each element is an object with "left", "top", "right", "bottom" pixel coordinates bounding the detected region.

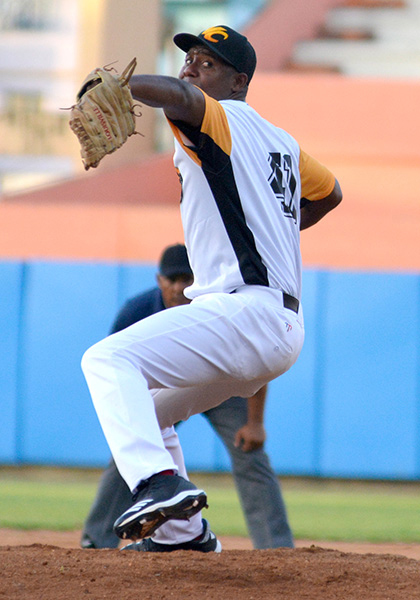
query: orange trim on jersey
[
  {"left": 167, "top": 120, "right": 203, "bottom": 167},
  {"left": 166, "top": 88, "right": 232, "bottom": 163},
  {"left": 299, "top": 149, "right": 335, "bottom": 201},
  {"left": 200, "top": 91, "right": 232, "bottom": 156}
]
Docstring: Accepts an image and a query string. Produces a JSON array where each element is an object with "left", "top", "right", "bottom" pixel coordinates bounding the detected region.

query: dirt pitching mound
[{"left": 2, "top": 543, "right": 420, "bottom": 600}]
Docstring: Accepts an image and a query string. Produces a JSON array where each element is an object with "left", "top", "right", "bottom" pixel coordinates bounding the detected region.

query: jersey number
[{"left": 267, "top": 152, "right": 297, "bottom": 223}]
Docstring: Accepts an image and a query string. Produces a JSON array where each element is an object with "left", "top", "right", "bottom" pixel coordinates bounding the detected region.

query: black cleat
[
  {"left": 120, "top": 519, "right": 221, "bottom": 553},
  {"left": 113, "top": 473, "right": 207, "bottom": 541}
]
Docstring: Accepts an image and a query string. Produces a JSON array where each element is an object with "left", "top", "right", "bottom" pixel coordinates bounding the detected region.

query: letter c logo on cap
[{"left": 201, "top": 26, "right": 229, "bottom": 43}]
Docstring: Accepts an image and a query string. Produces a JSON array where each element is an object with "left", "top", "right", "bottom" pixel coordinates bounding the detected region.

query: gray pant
[{"left": 81, "top": 396, "right": 294, "bottom": 549}]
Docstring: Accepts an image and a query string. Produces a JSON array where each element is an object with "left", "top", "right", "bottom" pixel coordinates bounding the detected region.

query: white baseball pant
[{"left": 82, "top": 285, "right": 304, "bottom": 543}]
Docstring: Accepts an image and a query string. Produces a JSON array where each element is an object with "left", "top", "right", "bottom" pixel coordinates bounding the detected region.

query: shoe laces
[{"left": 131, "top": 477, "right": 152, "bottom": 502}]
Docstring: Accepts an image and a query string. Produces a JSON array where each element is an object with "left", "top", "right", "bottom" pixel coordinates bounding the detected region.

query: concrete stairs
[{"left": 286, "top": 0, "right": 420, "bottom": 77}]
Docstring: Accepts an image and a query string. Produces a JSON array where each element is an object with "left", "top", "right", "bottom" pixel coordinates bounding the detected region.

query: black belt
[
  {"left": 283, "top": 293, "right": 299, "bottom": 314},
  {"left": 230, "top": 287, "right": 299, "bottom": 313}
]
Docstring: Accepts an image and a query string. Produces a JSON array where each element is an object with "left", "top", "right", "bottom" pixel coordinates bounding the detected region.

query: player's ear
[{"left": 232, "top": 72, "right": 248, "bottom": 93}]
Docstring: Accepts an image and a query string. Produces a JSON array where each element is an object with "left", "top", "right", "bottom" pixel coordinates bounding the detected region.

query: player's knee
[
  {"left": 81, "top": 344, "right": 96, "bottom": 377},
  {"left": 81, "top": 339, "right": 111, "bottom": 376}
]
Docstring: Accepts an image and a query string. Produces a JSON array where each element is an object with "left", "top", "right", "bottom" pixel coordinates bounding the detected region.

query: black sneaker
[
  {"left": 113, "top": 473, "right": 208, "bottom": 541},
  {"left": 120, "top": 519, "right": 221, "bottom": 553}
]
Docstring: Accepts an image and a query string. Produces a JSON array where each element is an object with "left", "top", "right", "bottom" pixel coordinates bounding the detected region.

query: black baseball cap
[
  {"left": 174, "top": 25, "right": 257, "bottom": 83},
  {"left": 158, "top": 244, "right": 193, "bottom": 278}
]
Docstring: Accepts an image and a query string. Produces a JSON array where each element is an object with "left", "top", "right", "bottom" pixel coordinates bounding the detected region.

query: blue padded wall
[
  {"left": 0, "top": 261, "right": 24, "bottom": 462},
  {"left": 320, "top": 271, "right": 420, "bottom": 479},
  {"left": 17, "top": 262, "right": 119, "bottom": 465},
  {"left": 1, "top": 260, "right": 419, "bottom": 479}
]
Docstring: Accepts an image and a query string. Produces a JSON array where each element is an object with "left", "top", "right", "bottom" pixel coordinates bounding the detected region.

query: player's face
[
  {"left": 179, "top": 46, "right": 239, "bottom": 100},
  {"left": 157, "top": 273, "right": 193, "bottom": 308}
]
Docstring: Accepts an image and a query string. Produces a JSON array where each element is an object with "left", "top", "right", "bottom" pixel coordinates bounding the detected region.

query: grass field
[{"left": 1, "top": 467, "right": 420, "bottom": 543}]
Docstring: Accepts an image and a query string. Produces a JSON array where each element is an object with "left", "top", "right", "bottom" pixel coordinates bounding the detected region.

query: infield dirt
[{"left": 2, "top": 530, "right": 420, "bottom": 599}]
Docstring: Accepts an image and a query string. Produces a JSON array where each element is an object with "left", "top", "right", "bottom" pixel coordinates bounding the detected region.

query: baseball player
[
  {"left": 81, "top": 25, "right": 342, "bottom": 553},
  {"left": 81, "top": 244, "right": 294, "bottom": 550}
]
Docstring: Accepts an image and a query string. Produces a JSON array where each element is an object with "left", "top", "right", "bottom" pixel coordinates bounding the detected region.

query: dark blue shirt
[{"left": 110, "top": 287, "right": 165, "bottom": 334}]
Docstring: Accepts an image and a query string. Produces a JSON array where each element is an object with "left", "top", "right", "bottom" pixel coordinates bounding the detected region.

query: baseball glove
[{"left": 69, "top": 57, "right": 138, "bottom": 170}]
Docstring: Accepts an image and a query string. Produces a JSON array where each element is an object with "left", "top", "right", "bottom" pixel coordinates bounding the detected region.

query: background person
[{"left": 81, "top": 244, "right": 294, "bottom": 550}]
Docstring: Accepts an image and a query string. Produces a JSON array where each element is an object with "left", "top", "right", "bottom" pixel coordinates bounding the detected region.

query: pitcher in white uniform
[{"left": 81, "top": 25, "right": 342, "bottom": 553}]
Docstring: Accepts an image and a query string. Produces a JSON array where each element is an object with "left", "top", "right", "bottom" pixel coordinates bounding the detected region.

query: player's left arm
[
  {"left": 300, "top": 179, "right": 342, "bottom": 230},
  {"left": 129, "top": 75, "right": 205, "bottom": 127},
  {"left": 234, "top": 385, "right": 267, "bottom": 452},
  {"left": 299, "top": 149, "right": 343, "bottom": 231}
]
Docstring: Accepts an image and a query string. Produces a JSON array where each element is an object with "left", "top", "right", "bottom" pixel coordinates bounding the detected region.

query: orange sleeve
[
  {"left": 200, "top": 91, "right": 232, "bottom": 156},
  {"left": 299, "top": 149, "right": 335, "bottom": 200},
  {"left": 166, "top": 88, "right": 231, "bottom": 165}
]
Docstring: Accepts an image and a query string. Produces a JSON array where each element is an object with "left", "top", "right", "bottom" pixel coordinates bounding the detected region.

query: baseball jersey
[{"left": 168, "top": 91, "right": 335, "bottom": 300}]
